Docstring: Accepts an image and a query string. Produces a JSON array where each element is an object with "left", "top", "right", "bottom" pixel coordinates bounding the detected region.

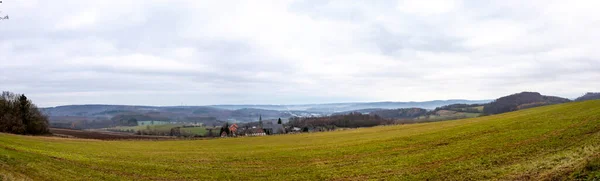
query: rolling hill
[
  {"left": 40, "top": 99, "right": 490, "bottom": 128},
  {"left": 483, "top": 92, "right": 571, "bottom": 115},
  {"left": 210, "top": 99, "right": 490, "bottom": 112},
  {"left": 576, "top": 92, "right": 600, "bottom": 102},
  {"left": 1, "top": 100, "right": 600, "bottom": 180},
  {"left": 41, "top": 105, "right": 294, "bottom": 125}
]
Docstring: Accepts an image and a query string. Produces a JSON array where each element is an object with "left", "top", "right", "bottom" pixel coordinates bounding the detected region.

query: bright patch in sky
[{"left": 0, "top": 0, "right": 599, "bottom": 107}]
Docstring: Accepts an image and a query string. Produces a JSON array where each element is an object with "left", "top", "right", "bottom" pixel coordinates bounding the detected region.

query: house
[
  {"left": 245, "top": 128, "right": 266, "bottom": 136},
  {"left": 262, "top": 120, "right": 285, "bottom": 135},
  {"left": 229, "top": 123, "right": 239, "bottom": 137}
]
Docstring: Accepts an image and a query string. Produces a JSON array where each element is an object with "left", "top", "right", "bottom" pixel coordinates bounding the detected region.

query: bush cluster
[{"left": 0, "top": 91, "right": 49, "bottom": 135}]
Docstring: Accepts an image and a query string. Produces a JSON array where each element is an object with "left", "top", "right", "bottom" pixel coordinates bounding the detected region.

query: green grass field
[
  {"left": 113, "top": 124, "right": 181, "bottom": 132},
  {"left": 416, "top": 111, "right": 482, "bottom": 122},
  {"left": 111, "top": 124, "right": 208, "bottom": 137},
  {"left": 2, "top": 101, "right": 600, "bottom": 180},
  {"left": 180, "top": 127, "right": 208, "bottom": 136},
  {"left": 473, "top": 105, "right": 485, "bottom": 112}
]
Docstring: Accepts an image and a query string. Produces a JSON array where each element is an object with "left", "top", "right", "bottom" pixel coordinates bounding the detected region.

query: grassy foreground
[{"left": 2, "top": 101, "right": 600, "bottom": 180}]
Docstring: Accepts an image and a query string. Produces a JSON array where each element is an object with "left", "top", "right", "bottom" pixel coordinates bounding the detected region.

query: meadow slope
[{"left": 2, "top": 101, "right": 600, "bottom": 180}]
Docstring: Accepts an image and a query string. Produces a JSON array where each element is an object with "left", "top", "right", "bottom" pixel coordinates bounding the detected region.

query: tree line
[
  {"left": 287, "top": 112, "right": 393, "bottom": 130},
  {"left": 432, "top": 104, "right": 483, "bottom": 114},
  {"left": 370, "top": 108, "right": 429, "bottom": 119},
  {"left": 0, "top": 91, "right": 49, "bottom": 135}
]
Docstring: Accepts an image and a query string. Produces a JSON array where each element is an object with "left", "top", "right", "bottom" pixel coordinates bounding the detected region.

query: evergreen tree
[
  {"left": 128, "top": 118, "right": 138, "bottom": 126},
  {"left": 207, "top": 129, "right": 214, "bottom": 137},
  {"left": 0, "top": 92, "right": 48, "bottom": 135},
  {"left": 18, "top": 95, "right": 30, "bottom": 133},
  {"left": 277, "top": 118, "right": 282, "bottom": 124},
  {"left": 220, "top": 122, "right": 231, "bottom": 136}
]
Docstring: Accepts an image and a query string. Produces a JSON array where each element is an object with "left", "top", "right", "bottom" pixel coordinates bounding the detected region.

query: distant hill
[
  {"left": 211, "top": 100, "right": 490, "bottom": 112},
  {"left": 41, "top": 99, "right": 490, "bottom": 126},
  {"left": 333, "top": 108, "right": 429, "bottom": 121},
  {"left": 332, "top": 108, "right": 386, "bottom": 115},
  {"left": 369, "top": 108, "right": 429, "bottom": 120},
  {"left": 41, "top": 105, "right": 289, "bottom": 125},
  {"left": 483, "top": 92, "right": 570, "bottom": 115},
  {"left": 322, "top": 92, "right": 578, "bottom": 123},
  {"left": 575, "top": 92, "right": 600, "bottom": 101},
  {"left": 42, "top": 93, "right": 584, "bottom": 129}
]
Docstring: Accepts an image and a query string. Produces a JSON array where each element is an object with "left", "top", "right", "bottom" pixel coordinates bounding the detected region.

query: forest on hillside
[
  {"left": 287, "top": 112, "right": 393, "bottom": 130},
  {"left": 483, "top": 92, "right": 571, "bottom": 115}
]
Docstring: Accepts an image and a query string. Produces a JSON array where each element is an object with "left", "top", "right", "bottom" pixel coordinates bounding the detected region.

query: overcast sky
[{"left": 1, "top": 0, "right": 599, "bottom": 107}]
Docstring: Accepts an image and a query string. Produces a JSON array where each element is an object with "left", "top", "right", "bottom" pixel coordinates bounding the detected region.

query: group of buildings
[{"left": 224, "top": 116, "right": 287, "bottom": 137}]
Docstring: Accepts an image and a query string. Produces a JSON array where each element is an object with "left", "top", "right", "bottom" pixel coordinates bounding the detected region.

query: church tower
[{"left": 258, "top": 114, "right": 263, "bottom": 128}]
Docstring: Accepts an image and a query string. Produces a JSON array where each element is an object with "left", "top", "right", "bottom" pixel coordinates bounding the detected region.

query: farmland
[
  {"left": 109, "top": 124, "right": 209, "bottom": 137},
  {"left": 49, "top": 128, "right": 175, "bottom": 140},
  {"left": 1, "top": 100, "right": 600, "bottom": 180},
  {"left": 417, "top": 111, "right": 481, "bottom": 122}
]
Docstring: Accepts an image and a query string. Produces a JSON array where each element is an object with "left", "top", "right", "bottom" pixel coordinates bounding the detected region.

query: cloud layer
[{"left": 1, "top": 0, "right": 599, "bottom": 107}]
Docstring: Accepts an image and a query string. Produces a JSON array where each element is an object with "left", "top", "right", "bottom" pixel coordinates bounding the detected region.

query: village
[
  {"left": 99, "top": 115, "right": 306, "bottom": 138},
  {"left": 215, "top": 116, "right": 296, "bottom": 137}
]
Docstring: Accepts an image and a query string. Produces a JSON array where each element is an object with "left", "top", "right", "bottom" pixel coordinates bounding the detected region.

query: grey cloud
[
  {"left": 367, "top": 24, "right": 468, "bottom": 55},
  {"left": 1, "top": 0, "right": 599, "bottom": 107},
  {"left": 289, "top": 0, "right": 370, "bottom": 21}
]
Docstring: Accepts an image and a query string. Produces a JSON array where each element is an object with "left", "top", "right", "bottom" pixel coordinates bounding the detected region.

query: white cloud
[
  {"left": 54, "top": 11, "right": 98, "bottom": 30},
  {"left": 397, "top": 0, "right": 461, "bottom": 15},
  {"left": 0, "top": 0, "right": 599, "bottom": 107}
]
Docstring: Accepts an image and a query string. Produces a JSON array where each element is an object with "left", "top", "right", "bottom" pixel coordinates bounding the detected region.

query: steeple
[{"left": 258, "top": 114, "right": 263, "bottom": 128}]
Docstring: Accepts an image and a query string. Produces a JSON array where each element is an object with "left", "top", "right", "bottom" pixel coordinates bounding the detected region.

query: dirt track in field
[{"left": 50, "top": 128, "right": 176, "bottom": 140}]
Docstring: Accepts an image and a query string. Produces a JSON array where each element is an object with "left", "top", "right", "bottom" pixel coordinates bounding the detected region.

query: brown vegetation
[{"left": 49, "top": 128, "right": 175, "bottom": 140}]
